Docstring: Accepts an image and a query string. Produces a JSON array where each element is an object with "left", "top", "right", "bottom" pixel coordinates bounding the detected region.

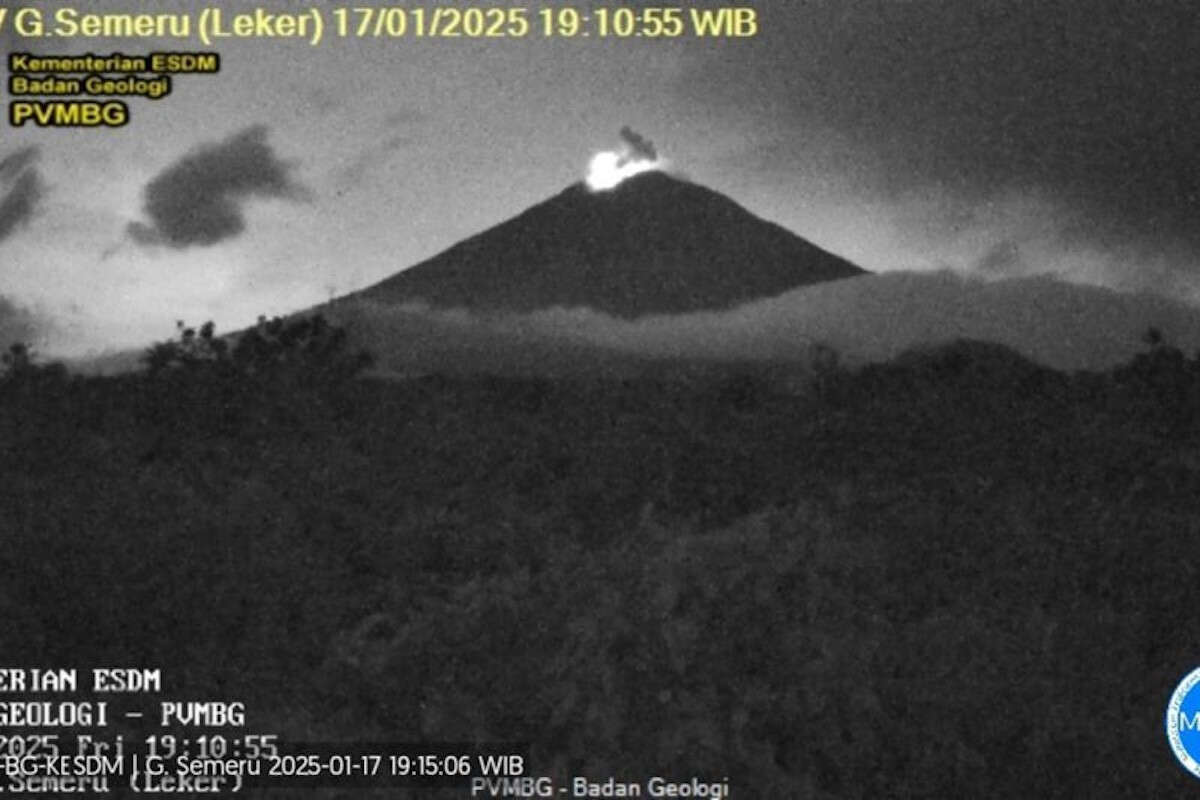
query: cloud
[
  {"left": 328, "top": 271, "right": 1200, "bottom": 375},
  {"left": 0, "top": 146, "right": 43, "bottom": 243},
  {"left": 0, "top": 147, "right": 39, "bottom": 181},
  {"left": 511, "top": 272, "right": 1200, "bottom": 371},
  {"left": 127, "top": 126, "right": 305, "bottom": 248},
  {"left": 681, "top": 0, "right": 1200, "bottom": 275},
  {"left": 331, "top": 132, "right": 408, "bottom": 196}
]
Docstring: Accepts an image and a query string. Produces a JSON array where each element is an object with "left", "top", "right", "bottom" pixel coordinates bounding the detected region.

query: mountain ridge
[{"left": 354, "top": 171, "right": 867, "bottom": 317}]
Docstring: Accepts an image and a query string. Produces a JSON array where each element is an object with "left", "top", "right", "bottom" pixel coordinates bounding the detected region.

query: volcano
[{"left": 356, "top": 171, "right": 866, "bottom": 317}]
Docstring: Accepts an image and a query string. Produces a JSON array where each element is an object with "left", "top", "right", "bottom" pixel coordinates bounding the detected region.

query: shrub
[
  {"left": 0, "top": 341, "right": 66, "bottom": 388},
  {"left": 230, "top": 314, "right": 373, "bottom": 383},
  {"left": 143, "top": 315, "right": 372, "bottom": 384},
  {"left": 143, "top": 320, "right": 227, "bottom": 376}
]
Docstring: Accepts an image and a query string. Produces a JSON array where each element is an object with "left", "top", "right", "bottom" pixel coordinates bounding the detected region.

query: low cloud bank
[{"left": 328, "top": 271, "right": 1200, "bottom": 375}]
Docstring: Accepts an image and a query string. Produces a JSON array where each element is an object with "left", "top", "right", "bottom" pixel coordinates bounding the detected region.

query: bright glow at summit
[
  {"left": 585, "top": 127, "right": 667, "bottom": 191},
  {"left": 585, "top": 151, "right": 665, "bottom": 191}
]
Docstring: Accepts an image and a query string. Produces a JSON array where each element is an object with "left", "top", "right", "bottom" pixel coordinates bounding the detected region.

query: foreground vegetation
[{"left": 2, "top": 322, "right": 1200, "bottom": 797}]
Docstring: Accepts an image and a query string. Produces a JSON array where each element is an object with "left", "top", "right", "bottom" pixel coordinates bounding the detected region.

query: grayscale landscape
[{"left": 5, "top": 2, "right": 1200, "bottom": 796}]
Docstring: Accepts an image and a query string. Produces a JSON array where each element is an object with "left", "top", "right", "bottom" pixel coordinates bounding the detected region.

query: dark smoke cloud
[
  {"left": 0, "top": 146, "right": 43, "bottom": 243},
  {"left": 619, "top": 127, "right": 657, "bottom": 163},
  {"left": 685, "top": 0, "right": 1200, "bottom": 265},
  {"left": 0, "top": 147, "right": 39, "bottom": 181},
  {"left": 128, "top": 126, "right": 305, "bottom": 248}
]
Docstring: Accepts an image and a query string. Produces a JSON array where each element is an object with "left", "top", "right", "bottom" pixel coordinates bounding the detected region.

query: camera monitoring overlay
[{"left": 4, "top": 1, "right": 1200, "bottom": 796}]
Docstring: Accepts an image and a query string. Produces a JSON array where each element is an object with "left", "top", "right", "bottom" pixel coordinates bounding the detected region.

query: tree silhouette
[
  {"left": 143, "top": 314, "right": 371, "bottom": 383},
  {"left": 0, "top": 342, "right": 65, "bottom": 387},
  {"left": 1, "top": 342, "right": 34, "bottom": 377}
]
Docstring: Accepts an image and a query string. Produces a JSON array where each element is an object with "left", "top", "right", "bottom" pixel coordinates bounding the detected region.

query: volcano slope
[{"left": 355, "top": 171, "right": 866, "bottom": 317}]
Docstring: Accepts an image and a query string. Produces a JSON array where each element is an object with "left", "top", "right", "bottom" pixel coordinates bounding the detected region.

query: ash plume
[{"left": 619, "top": 127, "right": 657, "bottom": 163}]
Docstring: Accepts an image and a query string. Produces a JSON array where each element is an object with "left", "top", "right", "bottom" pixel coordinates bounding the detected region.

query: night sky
[{"left": 2, "top": 0, "right": 1199, "bottom": 354}]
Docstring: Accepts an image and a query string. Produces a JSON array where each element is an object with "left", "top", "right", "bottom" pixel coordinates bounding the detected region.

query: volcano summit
[{"left": 357, "top": 171, "right": 866, "bottom": 318}]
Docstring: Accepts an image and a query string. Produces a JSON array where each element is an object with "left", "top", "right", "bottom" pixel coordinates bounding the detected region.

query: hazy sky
[{"left": 2, "top": 0, "right": 1199, "bottom": 354}]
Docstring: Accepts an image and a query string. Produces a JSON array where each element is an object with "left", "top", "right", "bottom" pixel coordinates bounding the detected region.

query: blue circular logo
[{"left": 1167, "top": 667, "right": 1200, "bottom": 778}]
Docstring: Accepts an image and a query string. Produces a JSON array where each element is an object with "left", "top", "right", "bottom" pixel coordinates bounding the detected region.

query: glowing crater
[
  {"left": 585, "top": 151, "right": 664, "bottom": 191},
  {"left": 584, "top": 127, "right": 666, "bottom": 191}
]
